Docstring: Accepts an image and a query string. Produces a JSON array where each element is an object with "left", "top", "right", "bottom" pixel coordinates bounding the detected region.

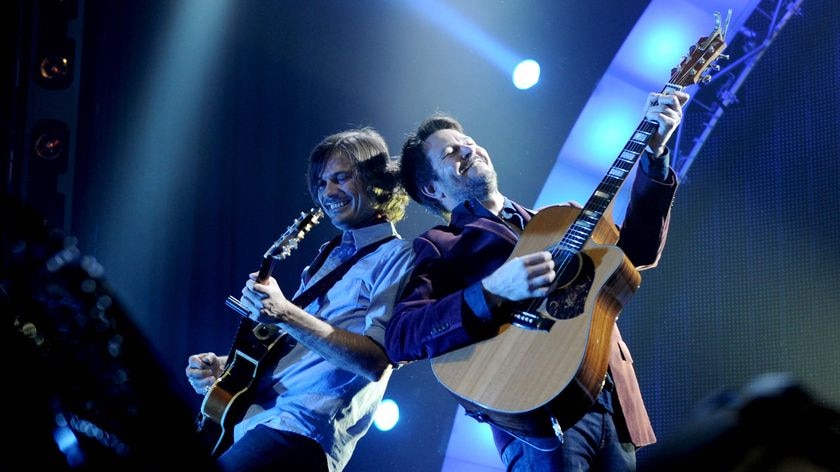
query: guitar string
[{"left": 521, "top": 40, "right": 718, "bottom": 316}]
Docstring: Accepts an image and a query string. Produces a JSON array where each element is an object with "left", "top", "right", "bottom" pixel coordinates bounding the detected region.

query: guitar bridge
[{"left": 510, "top": 311, "right": 555, "bottom": 331}]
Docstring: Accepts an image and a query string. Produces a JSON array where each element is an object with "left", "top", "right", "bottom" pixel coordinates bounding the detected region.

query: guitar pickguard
[
  {"left": 544, "top": 252, "right": 595, "bottom": 320},
  {"left": 508, "top": 252, "right": 596, "bottom": 331}
]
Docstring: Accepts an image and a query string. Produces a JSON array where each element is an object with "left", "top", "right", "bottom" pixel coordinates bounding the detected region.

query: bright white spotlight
[
  {"left": 373, "top": 398, "right": 399, "bottom": 431},
  {"left": 512, "top": 59, "right": 540, "bottom": 90}
]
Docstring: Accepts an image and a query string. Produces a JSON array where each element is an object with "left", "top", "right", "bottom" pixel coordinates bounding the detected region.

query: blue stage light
[
  {"left": 373, "top": 398, "right": 400, "bottom": 431},
  {"left": 512, "top": 59, "right": 540, "bottom": 90}
]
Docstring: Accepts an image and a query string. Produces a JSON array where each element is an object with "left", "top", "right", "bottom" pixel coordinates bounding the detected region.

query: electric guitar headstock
[
  {"left": 669, "top": 10, "right": 732, "bottom": 87},
  {"left": 263, "top": 208, "right": 325, "bottom": 261}
]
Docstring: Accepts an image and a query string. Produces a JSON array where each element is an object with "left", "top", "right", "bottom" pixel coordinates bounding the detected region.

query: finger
[
  {"left": 188, "top": 354, "right": 209, "bottom": 369},
  {"left": 528, "top": 272, "right": 555, "bottom": 291},
  {"left": 239, "top": 294, "right": 261, "bottom": 312},
  {"left": 252, "top": 282, "right": 269, "bottom": 294},
  {"left": 653, "top": 110, "right": 679, "bottom": 126},
  {"left": 186, "top": 358, "right": 213, "bottom": 373},
  {"left": 673, "top": 91, "right": 690, "bottom": 105},
  {"left": 543, "top": 270, "right": 556, "bottom": 285},
  {"left": 661, "top": 96, "right": 683, "bottom": 113},
  {"left": 186, "top": 367, "right": 209, "bottom": 380},
  {"left": 647, "top": 108, "right": 678, "bottom": 127},
  {"left": 522, "top": 251, "right": 552, "bottom": 265},
  {"left": 241, "top": 287, "right": 267, "bottom": 304},
  {"left": 527, "top": 255, "right": 555, "bottom": 271}
]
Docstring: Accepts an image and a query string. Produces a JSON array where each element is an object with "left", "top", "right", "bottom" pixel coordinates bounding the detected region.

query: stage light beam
[{"left": 403, "top": 0, "right": 536, "bottom": 91}]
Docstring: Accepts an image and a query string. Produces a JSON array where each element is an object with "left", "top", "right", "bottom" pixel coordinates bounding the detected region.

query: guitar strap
[{"left": 291, "top": 235, "right": 396, "bottom": 309}]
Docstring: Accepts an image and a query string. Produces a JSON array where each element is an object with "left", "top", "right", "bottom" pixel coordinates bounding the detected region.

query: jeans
[
  {"left": 496, "top": 388, "right": 636, "bottom": 471},
  {"left": 216, "top": 425, "right": 328, "bottom": 472}
]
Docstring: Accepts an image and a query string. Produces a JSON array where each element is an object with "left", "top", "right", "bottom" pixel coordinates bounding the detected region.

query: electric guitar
[
  {"left": 197, "top": 208, "right": 324, "bottom": 458},
  {"left": 430, "top": 12, "right": 731, "bottom": 448}
]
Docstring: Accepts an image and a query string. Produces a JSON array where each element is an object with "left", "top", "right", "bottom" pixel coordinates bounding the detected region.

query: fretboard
[{"left": 555, "top": 83, "right": 683, "bottom": 255}]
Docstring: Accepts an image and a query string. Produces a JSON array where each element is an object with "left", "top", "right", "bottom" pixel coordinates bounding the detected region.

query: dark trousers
[{"left": 216, "top": 425, "right": 328, "bottom": 472}]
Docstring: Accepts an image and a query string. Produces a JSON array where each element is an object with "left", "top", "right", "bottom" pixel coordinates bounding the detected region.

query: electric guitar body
[{"left": 196, "top": 208, "right": 323, "bottom": 458}]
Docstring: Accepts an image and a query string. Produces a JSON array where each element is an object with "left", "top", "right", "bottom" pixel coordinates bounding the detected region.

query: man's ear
[{"left": 420, "top": 182, "right": 442, "bottom": 200}]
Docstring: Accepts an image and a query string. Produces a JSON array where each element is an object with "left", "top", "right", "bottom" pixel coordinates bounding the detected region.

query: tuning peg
[
  {"left": 718, "top": 54, "right": 730, "bottom": 61},
  {"left": 701, "top": 75, "right": 713, "bottom": 83}
]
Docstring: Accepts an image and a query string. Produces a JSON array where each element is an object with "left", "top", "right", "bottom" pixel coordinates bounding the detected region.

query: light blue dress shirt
[{"left": 233, "top": 221, "right": 414, "bottom": 472}]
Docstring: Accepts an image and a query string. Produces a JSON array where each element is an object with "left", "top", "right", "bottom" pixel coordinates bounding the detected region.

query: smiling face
[
  {"left": 317, "top": 152, "right": 377, "bottom": 231},
  {"left": 421, "top": 128, "right": 498, "bottom": 211}
]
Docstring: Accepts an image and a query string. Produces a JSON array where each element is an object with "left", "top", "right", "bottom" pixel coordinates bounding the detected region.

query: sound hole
[{"left": 544, "top": 252, "right": 595, "bottom": 320}]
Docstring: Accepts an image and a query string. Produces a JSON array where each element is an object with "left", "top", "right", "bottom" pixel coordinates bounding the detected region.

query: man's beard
[{"left": 446, "top": 169, "right": 498, "bottom": 204}]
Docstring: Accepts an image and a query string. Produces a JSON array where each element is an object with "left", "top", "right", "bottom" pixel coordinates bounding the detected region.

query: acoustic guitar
[
  {"left": 196, "top": 208, "right": 323, "bottom": 458},
  {"left": 430, "top": 12, "right": 731, "bottom": 448}
]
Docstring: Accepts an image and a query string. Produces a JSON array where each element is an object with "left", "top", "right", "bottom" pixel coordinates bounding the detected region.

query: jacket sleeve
[
  {"left": 617, "top": 164, "right": 678, "bottom": 270},
  {"left": 384, "top": 234, "right": 501, "bottom": 363}
]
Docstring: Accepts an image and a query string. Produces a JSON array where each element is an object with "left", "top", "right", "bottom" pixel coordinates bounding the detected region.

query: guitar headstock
[
  {"left": 264, "top": 207, "right": 325, "bottom": 260},
  {"left": 670, "top": 10, "right": 732, "bottom": 87}
]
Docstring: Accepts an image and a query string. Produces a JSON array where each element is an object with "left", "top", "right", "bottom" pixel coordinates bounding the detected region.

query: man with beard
[{"left": 385, "top": 90, "right": 688, "bottom": 471}]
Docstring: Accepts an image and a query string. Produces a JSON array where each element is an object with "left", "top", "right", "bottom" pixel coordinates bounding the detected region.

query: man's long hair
[{"left": 307, "top": 127, "right": 408, "bottom": 222}]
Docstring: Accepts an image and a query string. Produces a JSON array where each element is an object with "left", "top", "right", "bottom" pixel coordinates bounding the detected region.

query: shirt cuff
[
  {"left": 639, "top": 146, "right": 670, "bottom": 182},
  {"left": 464, "top": 281, "right": 494, "bottom": 321}
]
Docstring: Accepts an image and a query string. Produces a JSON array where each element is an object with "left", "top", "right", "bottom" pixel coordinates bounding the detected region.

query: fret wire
[
  {"left": 535, "top": 76, "right": 690, "bottom": 314},
  {"left": 553, "top": 114, "right": 658, "bottom": 278}
]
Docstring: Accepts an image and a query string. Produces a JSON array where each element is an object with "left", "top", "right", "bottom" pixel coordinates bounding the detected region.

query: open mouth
[
  {"left": 325, "top": 200, "right": 349, "bottom": 212},
  {"left": 459, "top": 160, "right": 474, "bottom": 175}
]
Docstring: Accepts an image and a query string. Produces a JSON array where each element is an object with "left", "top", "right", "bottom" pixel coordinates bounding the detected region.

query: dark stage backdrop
[{"left": 625, "top": 1, "right": 840, "bottom": 467}]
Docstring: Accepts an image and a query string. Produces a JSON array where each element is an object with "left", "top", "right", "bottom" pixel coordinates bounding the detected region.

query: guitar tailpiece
[{"left": 550, "top": 416, "right": 564, "bottom": 444}]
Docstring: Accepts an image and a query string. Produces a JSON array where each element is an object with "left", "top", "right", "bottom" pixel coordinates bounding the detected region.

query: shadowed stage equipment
[
  {"left": 644, "top": 373, "right": 840, "bottom": 472},
  {"left": 1, "top": 193, "right": 217, "bottom": 470}
]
